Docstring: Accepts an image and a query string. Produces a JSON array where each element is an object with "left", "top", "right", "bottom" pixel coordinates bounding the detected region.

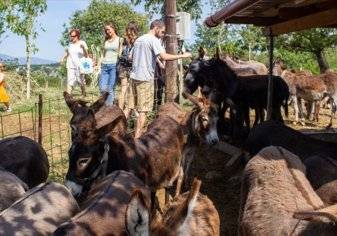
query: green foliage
[
  {"left": 5, "top": 0, "right": 46, "bottom": 41},
  {"left": 280, "top": 28, "right": 337, "bottom": 54},
  {"left": 0, "top": 1, "right": 6, "bottom": 43},
  {"left": 193, "top": 21, "right": 337, "bottom": 74},
  {"left": 60, "top": 0, "right": 147, "bottom": 48},
  {"left": 131, "top": 0, "right": 203, "bottom": 20}
]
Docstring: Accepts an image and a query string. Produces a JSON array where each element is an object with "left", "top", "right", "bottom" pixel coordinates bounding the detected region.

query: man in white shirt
[
  {"left": 126, "top": 19, "right": 192, "bottom": 138},
  {"left": 61, "top": 29, "right": 88, "bottom": 96}
]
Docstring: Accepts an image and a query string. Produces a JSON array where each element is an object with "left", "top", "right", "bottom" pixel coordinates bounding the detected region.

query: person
[
  {"left": 153, "top": 57, "right": 165, "bottom": 111},
  {"left": 99, "top": 22, "right": 123, "bottom": 106},
  {"left": 118, "top": 21, "right": 139, "bottom": 110},
  {"left": 61, "top": 29, "right": 88, "bottom": 96},
  {"left": 125, "top": 19, "right": 192, "bottom": 138},
  {"left": 0, "top": 63, "right": 11, "bottom": 112}
]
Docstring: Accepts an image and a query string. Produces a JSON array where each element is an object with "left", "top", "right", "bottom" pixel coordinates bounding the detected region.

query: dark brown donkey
[
  {"left": 64, "top": 106, "right": 184, "bottom": 201},
  {"left": 64, "top": 91, "right": 127, "bottom": 145},
  {"left": 63, "top": 92, "right": 127, "bottom": 196}
]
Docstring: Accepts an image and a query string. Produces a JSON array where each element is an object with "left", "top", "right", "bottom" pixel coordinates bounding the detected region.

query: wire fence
[
  {"left": 0, "top": 80, "right": 175, "bottom": 183},
  {"left": 0, "top": 93, "right": 97, "bottom": 182}
]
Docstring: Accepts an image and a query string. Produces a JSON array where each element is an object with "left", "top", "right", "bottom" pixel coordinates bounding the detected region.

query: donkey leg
[
  {"left": 182, "top": 146, "right": 195, "bottom": 188},
  {"left": 314, "top": 101, "right": 321, "bottom": 122},
  {"left": 298, "top": 98, "right": 305, "bottom": 125},
  {"left": 293, "top": 95, "right": 299, "bottom": 124},
  {"left": 326, "top": 103, "right": 336, "bottom": 129},
  {"left": 175, "top": 167, "right": 184, "bottom": 197},
  {"left": 253, "top": 108, "right": 259, "bottom": 126}
]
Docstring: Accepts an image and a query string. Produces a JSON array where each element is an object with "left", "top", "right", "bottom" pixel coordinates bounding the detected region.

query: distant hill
[{"left": 0, "top": 53, "right": 57, "bottom": 65}]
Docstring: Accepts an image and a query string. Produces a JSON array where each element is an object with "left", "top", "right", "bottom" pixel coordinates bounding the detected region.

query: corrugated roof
[{"left": 204, "top": 0, "right": 337, "bottom": 35}]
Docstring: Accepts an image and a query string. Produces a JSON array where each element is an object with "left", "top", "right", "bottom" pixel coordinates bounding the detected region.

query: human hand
[{"left": 183, "top": 52, "right": 192, "bottom": 58}]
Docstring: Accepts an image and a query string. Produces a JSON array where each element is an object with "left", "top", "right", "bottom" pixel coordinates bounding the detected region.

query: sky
[{"left": 0, "top": 0, "right": 212, "bottom": 62}]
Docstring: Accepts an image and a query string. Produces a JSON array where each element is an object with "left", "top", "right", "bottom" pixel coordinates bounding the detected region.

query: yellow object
[{"left": 0, "top": 82, "right": 9, "bottom": 103}]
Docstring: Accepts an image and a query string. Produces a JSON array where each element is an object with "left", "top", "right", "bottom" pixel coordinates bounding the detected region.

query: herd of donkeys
[
  {"left": 0, "top": 88, "right": 336, "bottom": 235},
  {"left": 1, "top": 58, "right": 337, "bottom": 234}
]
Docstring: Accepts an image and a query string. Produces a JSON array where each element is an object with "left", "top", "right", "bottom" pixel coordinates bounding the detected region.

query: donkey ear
[
  {"left": 293, "top": 204, "right": 337, "bottom": 223},
  {"left": 186, "top": 178, "right": 201, "bottom": 213},
  {"left": 90, "top": 92, "right": 108, "bottom": 113},
  {"left": 126, "top": 190, "right": 150, "bottom": 236},
  {"left": 183, "top": 91, "right": 203, "bottom": 109},
  {"left": 214, "top": 47, "right": 220, "bottom": 60},
  {"left": 64, "top": 91, "right": 78, "bottom": 113},
  {"left": 173, "top": 178, "right": 201, "bottom": 225}
]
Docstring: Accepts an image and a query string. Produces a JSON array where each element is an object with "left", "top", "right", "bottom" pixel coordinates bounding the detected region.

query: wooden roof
[{"left": 204, "top": 0, "right": 337, "bottom": 35}]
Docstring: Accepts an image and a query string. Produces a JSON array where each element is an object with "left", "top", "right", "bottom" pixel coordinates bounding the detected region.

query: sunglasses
[{"left": 70, "top": 35, "right": 77, "bottom": 38}]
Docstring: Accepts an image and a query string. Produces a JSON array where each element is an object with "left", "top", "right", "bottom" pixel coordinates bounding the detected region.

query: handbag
[{"left": 79, "top": 57, "right": 94, "bottom": 74}]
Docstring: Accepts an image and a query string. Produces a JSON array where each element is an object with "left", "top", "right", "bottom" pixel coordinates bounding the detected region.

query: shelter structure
[{"left": 204, "top": 0, "right": 337, "bottom": 119}]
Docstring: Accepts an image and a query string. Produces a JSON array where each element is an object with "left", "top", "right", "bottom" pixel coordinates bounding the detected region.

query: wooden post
[
  {"left": 266, "top": 28, "right": 274, "bottom": 120},
  {"left": 164, "top": 0, "right": 178, "bottom": 102},
  {"left": 38, "top": 94, "right": 43, "bottom": 145}
]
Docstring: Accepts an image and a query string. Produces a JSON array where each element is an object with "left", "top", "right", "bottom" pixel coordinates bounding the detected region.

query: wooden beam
[
  {"left": 227, "top": 16, "right": 281, "bottom": 26},
  {"left": 270, "top": 8, "right": 337, "bottom": 36}
]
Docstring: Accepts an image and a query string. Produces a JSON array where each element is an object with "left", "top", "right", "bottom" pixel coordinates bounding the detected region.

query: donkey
[
  {"left": 239, "top": 146, "right": 337, "bottom": 236},
  {"left": 126, "top": 178, "right": 220, "bottom": 236},
  {"left": 64, "top": 91, "right": 127, "bottom": 146},
  {"left": 0, "top": 136, "right": 49, "bottom": 188},
  {"left": 245, "top": 120, "right": 337, "bottom": 189},
  {"left": 222, "top": 54, "right": 268, "bottom": 75},
  {"left": 184, "top": 53, "right": 289, "bottom": 141},
  {"left": 281, "top": 70, "right": 326, "bottom": 125},
  {"left": 158, "top": 93, "right": 219, "bottom": 185},
  {"left": 319, "top": 71, "right": 337, "bottom": 128},
  {"left": 65, "top": 108, "right": 184, "bottom": 202}
]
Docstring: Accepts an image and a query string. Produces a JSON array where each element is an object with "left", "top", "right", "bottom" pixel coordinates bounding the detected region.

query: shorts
[
  {"left": 126, "top": 80, "right": 154, "bottom": 112},
  {"left": 67, "top": 68, "right": 85, "bottom": 86}
]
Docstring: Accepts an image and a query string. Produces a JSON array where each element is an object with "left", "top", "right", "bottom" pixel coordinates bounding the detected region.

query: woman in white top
[
  {"left": 99, "top": 22, "right": 123, "bottom": 105},
  {"left": 61, "top": 29, "right": 88, "bottom": 96}
]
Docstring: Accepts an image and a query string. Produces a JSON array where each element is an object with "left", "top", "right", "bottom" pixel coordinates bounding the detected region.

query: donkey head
[
  {"left": 184, "top": 56, "right": 229, "bottom": 105},
  {"left": 126, "top": 178, "right": 204, "bottom": 236},
  {"left": 64, "top": 91, "right": 109, "bottom": 145},
  {"left": 183, "top": 92, "right": 219, "bottom": 145},
  {"left": 65, "top": 138, "right": 106, "bottom": 198}
]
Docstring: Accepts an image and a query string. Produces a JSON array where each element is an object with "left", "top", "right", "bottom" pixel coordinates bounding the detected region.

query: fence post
[{"left": 38, "top": 94, "right": 43, "bottom": 145}]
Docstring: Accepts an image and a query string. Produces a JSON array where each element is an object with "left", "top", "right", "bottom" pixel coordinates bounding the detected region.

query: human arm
[
  {"left": 80, "top": 43, "right": 88, "bottom": 58},
  {"left": 159, "top": 52, "right": 192, "bottom": 61},
  {"left": 0, "top": 73, "right": 4, "bottom": 83},
  {"left": 60, "top": 50, "right": 69, "bottom": 64},
  {"left": 156, "top": 57, "right": 165, "bottom": 69}
]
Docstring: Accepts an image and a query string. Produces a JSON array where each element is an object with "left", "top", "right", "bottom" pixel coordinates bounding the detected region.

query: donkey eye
[{"left": 77, "top": 157, "right": 90, "bottom": 169}]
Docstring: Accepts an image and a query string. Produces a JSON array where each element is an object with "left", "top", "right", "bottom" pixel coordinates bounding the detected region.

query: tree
[
  {"left": 131, "top": 0, "right": 203, "bottom": 20},
  {"left": 0, "top": 1, "right": 6, "bottom": 43},
  {"left": 5, "top": 0, "right": 47, "bottom": 99},
  {"left": 280, "top": 28, "right": 337, "bottom": 73},
  {"left": 61, "top": 0, "right": 147, "bottom": 48}
]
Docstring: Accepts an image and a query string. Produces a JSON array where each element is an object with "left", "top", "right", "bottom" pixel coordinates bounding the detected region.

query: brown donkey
[
  {"left": 126, "top": 178, "right": 220, "bottom": 236},
  {"left": 64, "top": 91, "right": 127, "bottom": 196},
  {"left": 157, "top": 92, "right": 219, "bottom": 185},
  {"left": 64, "top": 91, "right": 127, "bottom": 145},
  {"left": 64, "top": 104, "right": 185, "bottom": 201}
]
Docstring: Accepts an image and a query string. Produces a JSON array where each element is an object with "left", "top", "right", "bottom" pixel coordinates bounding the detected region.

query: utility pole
[{"left": 164, "top": 0, "right": 178, "bottom": 102}]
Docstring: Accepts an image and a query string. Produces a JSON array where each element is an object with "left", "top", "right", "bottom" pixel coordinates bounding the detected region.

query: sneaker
[{"left": 6, "top": 107, "right": 12, "bottom": 112}]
